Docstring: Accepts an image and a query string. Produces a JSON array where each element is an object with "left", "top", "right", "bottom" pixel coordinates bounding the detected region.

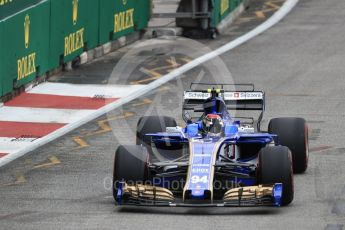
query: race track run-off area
[{"left": 1, "top": 0, "right": 345, "bottom": 229}]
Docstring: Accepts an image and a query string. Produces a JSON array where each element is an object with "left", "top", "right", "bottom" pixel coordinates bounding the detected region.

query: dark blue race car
[{"left": 113, "top": 83, "right": 309, "bottom": 207}]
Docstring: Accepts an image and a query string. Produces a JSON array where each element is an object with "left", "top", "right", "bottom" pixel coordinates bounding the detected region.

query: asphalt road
[{"left": 1, "top": 0, "right": 345, "bottom": 229}]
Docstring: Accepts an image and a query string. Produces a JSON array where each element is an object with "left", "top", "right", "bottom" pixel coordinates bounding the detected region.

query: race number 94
[{"left": 191, "top": 175, "right": 208, "bottom": 184}]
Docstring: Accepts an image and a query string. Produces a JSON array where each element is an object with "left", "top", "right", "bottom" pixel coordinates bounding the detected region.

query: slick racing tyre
[
  {"left": 136, "top": 116, "right": 183, "bottom": 161},
  {"left": 136, "top": 116, "right": 177, "bottom": 146},
  {"left": 113, "top": 145, "right": 149, "bottom": 201},
  {"left": 257, "top": 146, "right": 294, "bottom": 206},
  {"left": 268, "top": 117, "right": 309, "bottom": 173}
]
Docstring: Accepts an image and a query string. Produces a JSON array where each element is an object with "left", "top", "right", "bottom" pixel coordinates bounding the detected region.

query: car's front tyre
[
  {"left": 113, "top": 145, "right": 149, "bottom": 202},
  {"left": 136, "top": 116, "right": 183, "bottom": 161},
  {"left": 257, "top": 146, "right": 294, "bottom": 206}
]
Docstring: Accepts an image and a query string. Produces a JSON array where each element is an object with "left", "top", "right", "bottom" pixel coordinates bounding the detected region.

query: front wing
[{"left": 115, "top": 182, "right": 283, "bottom": 207}]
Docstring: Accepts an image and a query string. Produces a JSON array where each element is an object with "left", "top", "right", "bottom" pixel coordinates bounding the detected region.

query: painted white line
[
  {"left": 0, "top": 138, "right": 38, "bottom": 154},
  {"left": 0, "top": 107, "right": 94, "bottom": 124},
  {"left": 28, "top": 82, "right": 145, "bottom": 98},
  {"left": 0, "top": 0, "right": 299, "bottom": 167}
]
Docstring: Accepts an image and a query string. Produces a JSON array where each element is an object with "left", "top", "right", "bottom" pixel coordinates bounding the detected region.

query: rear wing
[
  {"left": 183, "top": 91, "right": 265, "bottom": 111},
  {"left": 182, "top": 83, "right": 265, "bottom": 131}
]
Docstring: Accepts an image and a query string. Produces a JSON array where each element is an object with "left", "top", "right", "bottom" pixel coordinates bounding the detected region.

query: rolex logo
[
  {"left": 123, "top": 0, "right": 127, "bottom": 5},
  {"left": 72, "top": 0, "right": 79, "bottom": 25},
  {"left": 24, "top": 15, "right": 30, "bottom": 49}
]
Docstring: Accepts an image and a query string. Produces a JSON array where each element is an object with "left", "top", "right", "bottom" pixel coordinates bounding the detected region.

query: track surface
[{"left": 1, "top": 0, "right": 345, "bottom": 229}]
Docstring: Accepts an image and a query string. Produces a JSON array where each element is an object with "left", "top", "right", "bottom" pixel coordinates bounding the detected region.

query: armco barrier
[
  {"left": 49, "top": 0, "right": 99, "bottom": 69},
  {"left": 99, "top": 0, "right": 150, "bottom": 44},
  {"left": 1, "top": 0, "right": 50, "bottom": 95}
]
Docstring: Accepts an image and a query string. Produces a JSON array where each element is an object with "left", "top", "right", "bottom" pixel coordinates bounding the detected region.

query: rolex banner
[
  {"left": 0, "top": 0, "right": 50, "bottom": 94},
  {"left": 49, "top": 0, "right": 99, "bottom": 69},
  {"left": 0, "top": 0, "right": 151, "bottom": 97},
  {"left": 99, "top": 0, "right": 150, "bottom": 44}
]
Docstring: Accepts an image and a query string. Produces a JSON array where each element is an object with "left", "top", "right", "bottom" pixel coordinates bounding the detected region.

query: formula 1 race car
[{"left": 113, "top": 83, "right": 309, "bottom": 207}]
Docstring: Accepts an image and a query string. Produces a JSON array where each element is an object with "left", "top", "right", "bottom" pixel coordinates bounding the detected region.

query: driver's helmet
[
  {"left": 202, "top": 114, "right": 224, "bottom": 135},
  {"left": 203, "top": 97, "right": 226, "bottom": 116}
]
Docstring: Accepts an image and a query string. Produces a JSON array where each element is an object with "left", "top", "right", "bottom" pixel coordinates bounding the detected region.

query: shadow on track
[{"left": 116, "top": 206, "right": 281, "bottom": 216}]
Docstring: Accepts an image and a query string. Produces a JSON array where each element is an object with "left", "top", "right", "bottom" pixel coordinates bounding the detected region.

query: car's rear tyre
[
  {"left": 257, "top": 146, "right": 294, "bottom": 206},
  {"left": 113, "top": 145, "right": 149, "bottom": 201},
  {"left": 136, "top": 116, "right": 183, "bottom": 161},
  {"left": 268, "top": 117, "right": 309, "bottom": 173}
]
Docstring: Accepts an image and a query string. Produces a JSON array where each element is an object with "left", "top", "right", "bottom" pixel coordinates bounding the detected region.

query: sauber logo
[
  {"left": 24, "top": 14, "right": 30, "bottom": 49},
  {"left": 72, "top": 0, "right": 79, "bottom": 25}
]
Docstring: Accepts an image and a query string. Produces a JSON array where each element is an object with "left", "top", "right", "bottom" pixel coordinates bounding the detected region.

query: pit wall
[{"left": 0, "top": 0, "right": 151, "bottom": 98}]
